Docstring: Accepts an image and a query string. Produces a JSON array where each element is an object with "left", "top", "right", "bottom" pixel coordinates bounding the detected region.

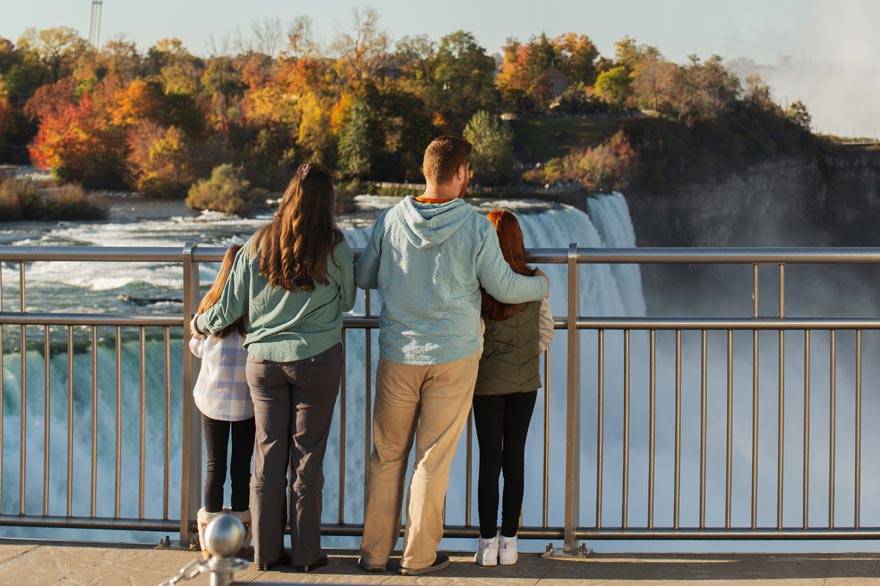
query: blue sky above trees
[{"left": 0, "top": 0, "right": 862, "bottom": 63}]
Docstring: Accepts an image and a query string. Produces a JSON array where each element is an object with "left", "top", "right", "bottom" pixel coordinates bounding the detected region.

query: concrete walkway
[{"left": 1, "top": 542, "right": 880, "bottom": 585}]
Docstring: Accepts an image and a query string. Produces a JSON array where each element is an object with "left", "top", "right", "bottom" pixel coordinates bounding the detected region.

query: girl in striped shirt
[{"left": 189, "top": 244, "right": 254, "bottom": 557}]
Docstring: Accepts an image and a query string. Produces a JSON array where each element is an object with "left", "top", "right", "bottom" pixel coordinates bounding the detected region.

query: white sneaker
[
  {"left": 474, "top": 533, "right": 499, "bottom": 567},
  {"left": 499, "top": 534, "right": 518, "bottom": 566}
]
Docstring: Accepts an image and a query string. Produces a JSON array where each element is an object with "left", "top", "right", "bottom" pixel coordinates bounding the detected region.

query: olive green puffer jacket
[{"left": 474, "top": 300, "right": 553, "bottom": 395}]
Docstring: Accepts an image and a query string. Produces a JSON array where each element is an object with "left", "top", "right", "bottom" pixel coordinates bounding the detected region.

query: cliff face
[{"left": 626, "top": 147, "right": 880, "bottom": 247}]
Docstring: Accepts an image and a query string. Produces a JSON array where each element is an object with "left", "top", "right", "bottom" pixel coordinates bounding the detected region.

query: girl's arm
[
  {"left": 538, "top": 299, "right": 555, "bottom": 353},
  {"left": 194, "top": 246, "right": 249, "bottom": 335}
]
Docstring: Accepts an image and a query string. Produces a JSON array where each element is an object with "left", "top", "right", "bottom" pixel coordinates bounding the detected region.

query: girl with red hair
[{"left": 473, "top": 209, "right": 554, "bottom": 567}]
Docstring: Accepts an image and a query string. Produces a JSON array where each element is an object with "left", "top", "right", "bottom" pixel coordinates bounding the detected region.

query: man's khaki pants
[{"left": 359, "top": 351, "right": 479, "bottom": 571}]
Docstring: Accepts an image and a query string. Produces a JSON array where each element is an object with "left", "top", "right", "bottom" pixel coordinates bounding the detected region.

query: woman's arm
[{"left": 193, "top": 246, "right": 250, "bottom": 334}]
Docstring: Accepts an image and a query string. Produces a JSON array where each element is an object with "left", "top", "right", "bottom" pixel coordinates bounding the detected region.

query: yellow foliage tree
[{"left": 297, "top": 92, "right": 332, "bottom": 161}]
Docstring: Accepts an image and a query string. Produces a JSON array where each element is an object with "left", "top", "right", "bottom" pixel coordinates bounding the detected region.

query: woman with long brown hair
[
  {"left": 192, "top": 163, "right": 355, "bottom": 572},
  {"left": 472, "top": 209, "right": 554, "bottom": 567}
]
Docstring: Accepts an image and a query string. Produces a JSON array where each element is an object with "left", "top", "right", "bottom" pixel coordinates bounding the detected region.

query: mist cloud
[{"left": 729, "top": 0, "right": 880, "bottom": 138}]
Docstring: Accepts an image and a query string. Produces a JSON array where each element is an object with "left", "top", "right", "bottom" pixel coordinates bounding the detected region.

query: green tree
[
  {"left": 594, "top": 66, "right": 631, "bottom": 109},
  {"left": 337, "top": 98, "right": 376, "bottom": 179},
  {"left": 186, "top": 163, "right": 263, "bottom": 215},
  {"left": 462, "top": 110, "right": 515, "bottom": 183},
  {"left": 428, "top": 31, "right": 498, "bottom": 132}
]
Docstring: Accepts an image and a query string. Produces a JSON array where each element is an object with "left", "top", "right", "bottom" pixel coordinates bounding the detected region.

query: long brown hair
[
  {"left": 481, "top": 208, "right": 536, "bottom": 321},
  {"left": 198, "top": 244, "right": 247, "bottom": 337},
  {"left": 254, "top": 162, "right": 342, "bottom": 291}
]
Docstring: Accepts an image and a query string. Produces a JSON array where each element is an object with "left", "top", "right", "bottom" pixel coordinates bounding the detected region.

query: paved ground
[{"left": 1, "top": 542, "right": 880, "bottom": 585}]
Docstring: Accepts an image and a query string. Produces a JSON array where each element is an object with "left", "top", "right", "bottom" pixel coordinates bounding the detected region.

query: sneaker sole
[
  {"left": 474, "top": 554, "right": 498, "bottom": 567},
  {"left": 357, "top": 563, "right": 387, "bottom": 573},
  {"left": 400, "top": 557, "right": 451, "bottom": 576}
]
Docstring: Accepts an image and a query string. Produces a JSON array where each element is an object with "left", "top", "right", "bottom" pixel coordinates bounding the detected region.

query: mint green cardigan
[{"left": 194, "top": 235, "right": 356, "bottom": 362}]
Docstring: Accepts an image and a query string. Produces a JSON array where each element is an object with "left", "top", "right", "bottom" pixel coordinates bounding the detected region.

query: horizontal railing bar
[
  {"left": 0, "top": 515, "right": 178, "bottom": 532},
  {"left": 7, "top": 246, "right": 880, "bottom": 264},
  {"left": 574, "top": 318, "right": 880, "bottom": 330},
  {"left": 6, "top": 516, "right": 880, "bottom": 542},
  {"left": 0, "top": 312, "right": 182, "bottom": 327},
  {"left": 0, "top": 247, "right": 191, "bottom": 263},
  {"left": 573, "top": 529, "right": 880, "bottom": 540},
  {"left": 574, "top": 247, "right": 880, "bottom": 264}
]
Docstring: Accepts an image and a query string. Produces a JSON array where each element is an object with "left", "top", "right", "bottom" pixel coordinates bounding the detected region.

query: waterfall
[{"left": 0, "top": 194, "right": 645, "bottom": 546}]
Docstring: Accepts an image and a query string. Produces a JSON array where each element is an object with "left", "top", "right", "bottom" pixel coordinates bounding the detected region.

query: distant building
[{"left": 543, "top": 66, "right": 570, "bottom": 99}]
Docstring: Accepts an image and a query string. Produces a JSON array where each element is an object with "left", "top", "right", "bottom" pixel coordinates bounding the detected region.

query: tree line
[{"left": 0, "top": 9, "right": 816, "bottom": 207}]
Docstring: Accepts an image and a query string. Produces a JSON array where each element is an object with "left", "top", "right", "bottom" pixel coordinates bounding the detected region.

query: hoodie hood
[{"left": 395, "top": 196, "right": 474, "bottom": 249}]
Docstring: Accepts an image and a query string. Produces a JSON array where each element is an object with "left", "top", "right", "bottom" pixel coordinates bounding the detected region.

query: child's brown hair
[{"left": 197, "top": 244, "right": 247, "bottom": 337}]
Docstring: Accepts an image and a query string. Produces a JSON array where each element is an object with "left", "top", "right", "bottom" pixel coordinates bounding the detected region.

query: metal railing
[{"left": 1, "top": 244, "right": 880, "bottom": 553}]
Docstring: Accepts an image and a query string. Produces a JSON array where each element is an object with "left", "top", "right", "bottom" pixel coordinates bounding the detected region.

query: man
[{"left": 356, "top": 136, "right": 548, "bottom": 576}]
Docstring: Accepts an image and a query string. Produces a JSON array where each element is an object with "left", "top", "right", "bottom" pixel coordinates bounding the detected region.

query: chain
[{"left": 158, "top": 557, "right": 208, "bottom": 586}]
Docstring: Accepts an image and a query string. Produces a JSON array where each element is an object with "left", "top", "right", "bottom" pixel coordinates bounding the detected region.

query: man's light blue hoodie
[{"left": 356, "top": 196, "right": 549, "bottom": 365}]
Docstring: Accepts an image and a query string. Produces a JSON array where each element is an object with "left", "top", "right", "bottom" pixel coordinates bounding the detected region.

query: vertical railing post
[
  {"left": 563, "top": 243, "right": 581, "bottom": 553},
  {"left": 180, "top": 242, "right": 202, "bottom": 545}
]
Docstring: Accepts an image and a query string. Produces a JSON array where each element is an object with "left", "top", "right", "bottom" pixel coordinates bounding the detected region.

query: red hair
[{"left": 481, "top": 209, "right": 536, "bottom": 321}]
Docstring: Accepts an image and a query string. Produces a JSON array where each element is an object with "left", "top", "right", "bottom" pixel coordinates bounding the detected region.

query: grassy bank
[{"left": 510, "top": 115, "right": 628, "bottom": 163}]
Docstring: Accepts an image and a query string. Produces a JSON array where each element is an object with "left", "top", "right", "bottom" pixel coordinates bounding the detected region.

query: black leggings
[
  {"left": 203, "top": 414, "right": 256, "bottom": 512},
  {"left": 472, "top": 391, "right": 537, "bottom": 539}
]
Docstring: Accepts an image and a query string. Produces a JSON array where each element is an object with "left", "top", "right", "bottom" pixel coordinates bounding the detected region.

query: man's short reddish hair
[{"left": 422, "top": 136, "right": 472, "bottom": 184}]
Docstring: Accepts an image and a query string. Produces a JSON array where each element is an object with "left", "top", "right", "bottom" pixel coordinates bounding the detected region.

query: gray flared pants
[{"left": 245, "top": 343, "right": 342, "bottom": 566}]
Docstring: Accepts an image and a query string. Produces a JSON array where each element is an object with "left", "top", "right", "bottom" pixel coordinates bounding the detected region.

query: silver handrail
[{"left": 1, "top": 244, "right": 879, "bottom": 554}]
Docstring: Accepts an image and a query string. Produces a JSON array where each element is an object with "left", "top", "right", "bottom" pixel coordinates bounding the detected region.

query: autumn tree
[
  {"left": 630, "top": 56, "right": 678, "bottom": 113},
  {"left": 28, "top": 91, "right": 126, "bottom": 187},
  {"left": 552, "top": 33, "right": 599, "bottom": 85},
  {"left": 147, "top": 38, "right": 202, "bottom": 95},
  {"left": 297, "top": 91, "right": 333, "bottom": 162},
  {"left": 673, "top": 55, "right": 740, "bottom": 122},
  {"left": 332, "top": 8, "right": 389, "bottom": 89},
  {"left": 497, "top": 35, "right": 556, "bottom": 111},
  {"left": 100, "top": 38, "right": 142, "bottom": 80},
  {"left": 201, "top": 56, "right": 244, "bottom": 130},
  {"left": 16, "top": 27, "right": 88, "bottom": 83},
  {"left": 127, "top": 123, "right": 194, "bottom": 196}
]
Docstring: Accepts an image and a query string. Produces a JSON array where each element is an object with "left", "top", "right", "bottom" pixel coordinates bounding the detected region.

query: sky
[
  {"left": 1, "top": 0, "right": 877, "bottom": 136},
  {"left": 0, "top": 0, "right": 832, "bottom": 61}
]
